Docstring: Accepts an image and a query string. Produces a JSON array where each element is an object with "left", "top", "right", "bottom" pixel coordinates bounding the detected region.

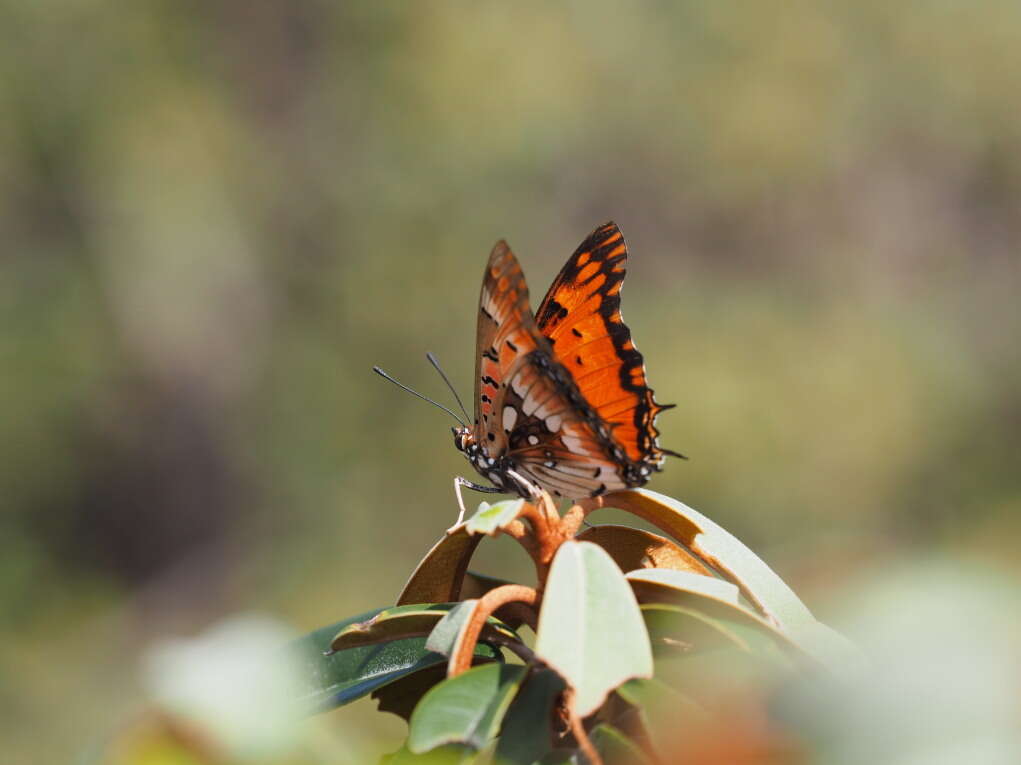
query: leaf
[
  {"left": 424, "top": 599, "right": 521, "bottom": 677},
  {"left": 576, "top": 524, "right": 710, "bottom": 575},
  {"left": 597, "top": 490, "right": 813, "bottom": 628},
  {"left": 465, "top": 498, "right": 525, "bottom": 536},
  {"left": 627, "top": 567, "right": 740, "bottom": 606},
  {"left": 460, "top": 571, "right": 516, "bottom": 600},
  {"left": 535, "top": 750, "right": 581, "bottom": 765},
  {"left": 460, "top": 572, "right": 531, "bottom": 630},
  {"left": 589, "top": 724, "right": 653, "bottom": 765},
  {"left": 372, "top": 659, "right": 497, "bottom": 722},
  {"left": 290, "top": 610, "right": 497, "bottom": 713},
  {"left": 424, "top": 600, "right": 480, "bottom": 657},
  {"left": 627, "top": 569, "right": 792, "bottom": 644},
  {"left": 599, "top": 490, "right": 866, "bottom": 674},
  {"left": 382, "top": 743, "right": 478, "bottom": 764},
  {"left": 331, "top": 603, "right": 519, "bottom": 652},
  {"left": 398, "top": 526, "right": 485, "bottom": 606},
  {"left": 407, "top": 663, "right": 527, "bottom": 753},
  {"left": 534, "top": 541, "right": 653, "bottom": 717},
  {"left": 492, "top": 669, "right": 565, "bottom": 765},
  {"left": 615, "top": 679, "right": 705, "bottom": 762},
  {"left": 641, "top": 603, "right": 787, "bottom": 659}
]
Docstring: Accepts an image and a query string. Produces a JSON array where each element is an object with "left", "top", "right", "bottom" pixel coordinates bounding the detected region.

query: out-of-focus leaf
[
  {"left": 576, "top": 523, "right": 710, "bottom": 575},
  {"left": 465, "top": 498, "right": 525, "bottom": 535},
  {"left": 642, "top": 604, "right": 788, "bottom": 661},
  {"left": 534, "top": 541, "right": 653, "bottom": 717},
  {"left": 291, "top": 610, "right": 496, "bottom": 713},
  {"left": 629, "top": 563, "right": 865, "bottom": 672},
  {"left": 615, "top": 679, "right": 706, "bottom": 761},
  {"left": 407, "top": 663, "right": 527, "bottom": 753},
  {"left": 383, "top": 742, "right": 478, "bottom": 764},
  {"left": 331, "top": 603, "right": 518, "bottom": 652},
  {"left": 599, "top": 490, "right": 866, "bottom": 674},
  {"left": 590, "top": 724, "right": 653, "bottom": 765},
  {"left": 398, "top": 526, "right": 485, "bottom": 606},
  {"left": 535, "top": 750, "right": 580, "bottom": 764},
  {"left": 492, "top": 669, "right": 564, "bottom": 765}
]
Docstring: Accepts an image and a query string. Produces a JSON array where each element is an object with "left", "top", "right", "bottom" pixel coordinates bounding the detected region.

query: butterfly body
[{"left": 452, "top": 222, "right": 678, "bottom": 503}]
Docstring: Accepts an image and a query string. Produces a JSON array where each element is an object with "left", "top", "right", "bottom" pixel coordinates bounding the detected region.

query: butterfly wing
[
  {"left": 535, "top": 222, "right": 672, "bottom": 468},
  {"left": 473, "top": 241, "right": 545, "bottom": 456},
  {"left": 472, "top": 240, "right": 637, "bottom": 498}
]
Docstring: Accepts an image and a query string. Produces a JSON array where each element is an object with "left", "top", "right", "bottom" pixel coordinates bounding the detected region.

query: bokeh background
[{"left": 3, "top": 2, "right": 1019, "bottom": 762}]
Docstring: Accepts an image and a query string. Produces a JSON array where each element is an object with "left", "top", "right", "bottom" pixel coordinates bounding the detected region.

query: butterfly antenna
[
  {"left": 425, "top": 352, "right": 471, "bottom": 424},
  {"left": 372, "top": 366, "right": 467, "bottom": 427}
]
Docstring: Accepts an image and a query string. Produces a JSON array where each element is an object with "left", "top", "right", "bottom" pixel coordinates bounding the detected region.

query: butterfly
[{"left": 450, "top": 222, "right": 682, "bottom": 516}]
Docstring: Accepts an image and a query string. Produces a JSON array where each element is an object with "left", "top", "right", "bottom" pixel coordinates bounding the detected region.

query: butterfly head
[{"left": 452, "top": 426, "right": 473, "bottom": 455}]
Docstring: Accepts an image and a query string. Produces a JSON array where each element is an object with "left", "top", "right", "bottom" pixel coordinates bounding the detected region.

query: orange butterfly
[{"left": 447, "top": 222, "right": 682, "bottom": 518}]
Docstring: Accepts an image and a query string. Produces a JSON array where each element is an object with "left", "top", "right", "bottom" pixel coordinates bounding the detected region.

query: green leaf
[
  {"left": 425, "top": 600, "right": 481, "bottom": 658},
  {"left": 372, "top": 658, "right": 498, "bottom": 722},
  {"left": 534, "top": 541, "right": 653, "bottom": 717},
  {"left": 534, "top": 750, "right": 580, "bottom": 765},
  {"left": 600, "top": 490, "right": 866, "bottom": 675},
  {"left": 641, "top": 603, "right": 787, "bottom": 659},
  {"left": 465, "top": 498, "right": 525, "bottom": 535},
  {"left": 598, "top": 490, "right": 813, "bottom": 628},
  {"left": 331, "top": 602, "right": 519, "bottom": 652},
  {"left": 615, "top": 679, "right": 706, "bottom": 763},
  {"left": 627, "top": 567, "right": 739, "bottom": 605},
  {"left": 492, "top": 669, "right": 564, "bottom": 765},
  {"left": 535, "top": 750, "right": 581, "bottom": 764},
  {"left": 290, "top": 610, "right": 498, "bottom": 713},
  {"left": 590, "top": 724, "right": 653, "bottom": 765},
  {"left": 628, "top": 569, "right": 792, "bottom": 646},
  {"left": 383, "top": 742, "right": 478, "bottom": 764},
  {"left": 398, "top": 526, "right": 485, "bottom": 606},
  {"left": 407, "top": 663, "right": 527, "bottom": 753}
]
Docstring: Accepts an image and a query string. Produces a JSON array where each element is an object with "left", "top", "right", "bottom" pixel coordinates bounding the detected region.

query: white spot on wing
[
  {"left": 502, "top": 406, "right": 518, "bottom": 431},
  {"left": 545, "top": 414, "right": 563, "bottom": 432},
  {"left": 527, "top": 435, "right": 539, "bottom": 445}
]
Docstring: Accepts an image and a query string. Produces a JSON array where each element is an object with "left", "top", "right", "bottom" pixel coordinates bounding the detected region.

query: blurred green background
[{"left": 3, "top": 1, "right": 1019, "bottom": 762}]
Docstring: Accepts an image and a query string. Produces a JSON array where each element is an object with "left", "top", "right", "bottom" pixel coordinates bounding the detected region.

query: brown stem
[
  {"left": 484, "top": 631, "right": 538, "bottom": 664},
  {"left": 563, "top": 689, "right": 603, "bottom": 765},
  {"left": 449, "top": 584, "right": 539, "bottom": 676},
  {"left": 560, "top": 501, "right": 596, "bottom": 538}
]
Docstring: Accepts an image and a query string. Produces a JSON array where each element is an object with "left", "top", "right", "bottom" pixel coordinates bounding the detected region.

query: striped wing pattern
[{"left": 467, "top": 223, "right": 674, "bottom": 499}]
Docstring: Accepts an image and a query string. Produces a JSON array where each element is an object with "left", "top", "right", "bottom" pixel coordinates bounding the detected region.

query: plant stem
[
  {"left": 563, "top": 689, "right": 603, "bottom": 765},
  {"left": 449, "top": 584, "right": 539, "bottom": 676}
]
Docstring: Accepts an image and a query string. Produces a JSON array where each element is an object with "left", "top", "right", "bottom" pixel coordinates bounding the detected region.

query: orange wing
[
  {"left": 473, "top": 241, "right": 544, "bottom": 456},
  {"left": 472, "top": 240, "right": 636, "bottom": 497},
  {"left": 535, "top": 222, "right": 673, "bottom": 465}
]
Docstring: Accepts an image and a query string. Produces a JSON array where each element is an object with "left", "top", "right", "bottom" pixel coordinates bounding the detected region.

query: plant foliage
[{"left": 290, "top": 490, "right": 862, "bottom": 764}]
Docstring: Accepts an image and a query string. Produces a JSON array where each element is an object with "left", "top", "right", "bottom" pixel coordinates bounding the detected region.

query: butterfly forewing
[{"left": 535, "top": 222, "right": 669, "bottom": 465}]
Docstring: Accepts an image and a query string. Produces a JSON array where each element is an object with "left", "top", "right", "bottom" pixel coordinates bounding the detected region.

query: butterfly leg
[{"left": 451, "top": 476, "right": 502, "bottom": 532}]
